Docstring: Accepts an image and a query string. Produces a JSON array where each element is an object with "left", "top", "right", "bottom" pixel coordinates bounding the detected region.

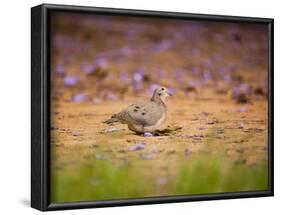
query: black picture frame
[{"left": 31, "top": 3, "right": 274, "bottom": 211}]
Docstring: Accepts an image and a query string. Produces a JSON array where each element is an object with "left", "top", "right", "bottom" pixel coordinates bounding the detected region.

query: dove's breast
[{"left": 143, "top": 111, "right": 166, "bottom": 132}]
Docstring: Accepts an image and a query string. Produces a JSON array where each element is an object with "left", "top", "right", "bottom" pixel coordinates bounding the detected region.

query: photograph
[{"left": 49, "top": 10, "right": 270, "bottom": 203}]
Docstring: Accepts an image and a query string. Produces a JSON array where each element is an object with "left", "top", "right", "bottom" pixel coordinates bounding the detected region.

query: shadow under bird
[{"left": 103, "top": 86, "right": 172, "bottom": 134}]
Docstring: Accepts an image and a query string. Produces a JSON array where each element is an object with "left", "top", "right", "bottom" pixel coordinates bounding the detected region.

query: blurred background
[{"left": 51, "top": 12, "right": 268, "bottom": 104}]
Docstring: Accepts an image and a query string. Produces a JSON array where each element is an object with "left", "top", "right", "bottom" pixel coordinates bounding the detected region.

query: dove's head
[{"left": 151, "top": 86, "right": 172, "bottom": 103}]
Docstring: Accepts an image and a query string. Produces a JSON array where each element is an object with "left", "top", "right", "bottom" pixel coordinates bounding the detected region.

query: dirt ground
[{"left": 50, "top": 12, "right": 269, "bottom": 202}]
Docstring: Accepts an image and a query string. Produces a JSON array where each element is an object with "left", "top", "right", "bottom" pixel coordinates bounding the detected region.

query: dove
[{"left": 103, "top": 86, "right": 172, "bottom": 134}]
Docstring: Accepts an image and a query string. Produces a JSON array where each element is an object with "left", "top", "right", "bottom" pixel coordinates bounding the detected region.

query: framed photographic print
[{"left": 31, "top": 4, "right": 274, "bottom": 211}]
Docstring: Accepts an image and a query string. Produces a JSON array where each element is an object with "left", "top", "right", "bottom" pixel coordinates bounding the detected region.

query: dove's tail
[{"left": 103, "top": 114, "right": 120, "bottom": 124}]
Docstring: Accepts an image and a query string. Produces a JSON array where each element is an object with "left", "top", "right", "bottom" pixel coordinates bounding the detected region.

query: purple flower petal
[
  {"left": 202, "top": 59, "right": 212, "bottom": 68},
  {"left": 105, "top": 93, "right": 118, "bottom": 101},
  {"left": 73, "top": 132, "right": 81, "bottom": 136},
  {"left": 158, "top": 70, "right": 166, "bottom": 77},
  {"left": 81, "top": 63, "right": 95, "bottom": 75},
  {"left": 129, "top": 143, "right": 145, "bottom": 151},
  {"left": 119, "top": 71, "right": 129, "bottom": 83},
  {"left": 133, "top": 82, "right": 143, "bottom": 91},
  {"left": 237, "top": 107, "right": 248, "bottom": 113},
  {"left": 63, "top": 76, "right": 78, "bottom": 87},
  {"left": 72, "top": 94, "right": 86, "bottom": 102},
  {"left": 120, "top": 46, "right": 132, "bottom": 55},
  {"left": 211, "top": 53, "right": 222, "bottom": 62},
  {"left": 232, "top": 83, "right": 252, "bottom": 102},
  {"left": 169, "top": 88, "right": 177, "bottom": 94},
  {"left": 148, "top": 84, "right": 160, "bottom": 93},
  {"left": 153, "top": 40, "right": 172, "bottom": 52},
  {"left": 223, "top": 74, "right": 232, "bottom": 83},
  {"left": 187, "top": 80, "right": 200, "bottom": 90},
  {"left": 132, "top": 68, "right": 145, "bottom": 91},
  {"left": 133, "top": 71, "right": 144, "bottom": 82},
  {"left": 191, "top": 66, "right": 200, "bottom": 74},
  {"left": 55, "top": 65, "right": 66, "bottom": 77},
  {"left": 227, "top": 64, "right": 237, "bottom": 73},
  {"left": 95, "top": 57, "right": 108, "bottom": 68},
  {"left": 143, "top": 132, "right": 153, "bottom": 137},
  {"left": 203, "top": 70, "right": 211, "bottom": 82},
  {"left": 174, "top": 68, "right": 185, "bottom": 78},
  {"left": 218, "top": 66, "right": 226, "bottom": 74},
  {"left": 91, "top": 98, "right": 102, "bottom": 104}
]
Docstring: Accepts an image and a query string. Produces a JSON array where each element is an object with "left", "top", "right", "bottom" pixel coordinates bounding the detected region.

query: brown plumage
[{"left": 103, "top": 86, "right": 172, "bottom": 133}]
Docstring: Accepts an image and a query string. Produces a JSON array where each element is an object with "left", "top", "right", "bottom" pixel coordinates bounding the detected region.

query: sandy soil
[{"left": 51, "top": 91, "right": 268, "bottom": 176}]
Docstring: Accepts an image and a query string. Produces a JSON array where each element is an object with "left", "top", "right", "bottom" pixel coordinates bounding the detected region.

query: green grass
[
  {"left": 172, "top": 155, "right": 268, "bottom": 194},
  {"left": 51, "top": 155, "right": 268, "bottom": 203}
]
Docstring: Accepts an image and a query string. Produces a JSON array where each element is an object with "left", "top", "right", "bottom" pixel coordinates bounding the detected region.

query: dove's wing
[{"left": 117, "top": 101, "right": 165, "bottom": 126}]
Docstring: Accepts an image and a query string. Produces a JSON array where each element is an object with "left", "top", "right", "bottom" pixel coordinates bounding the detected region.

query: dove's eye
[{"left": 161, "top": 88, "right": 165, "bottom": 91}]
